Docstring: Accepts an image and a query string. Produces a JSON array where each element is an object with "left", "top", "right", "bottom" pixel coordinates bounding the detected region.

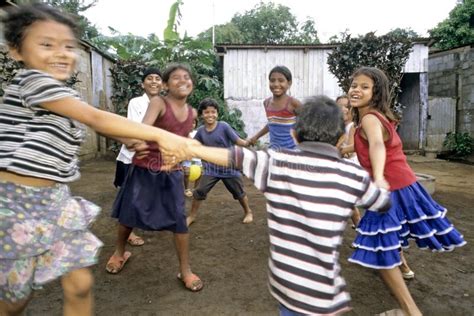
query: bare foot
[
  {"left": 186, "top": 216, "right": 196, "bottom": 227},
  {"left": 242, "top": 212, "right": 253, "bottom": 224}
]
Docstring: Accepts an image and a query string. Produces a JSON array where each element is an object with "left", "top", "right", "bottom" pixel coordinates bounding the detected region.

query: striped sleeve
[
  {"left": 20, "top": 70, "right": 76, "bottom": 108},
  {"left": 356, "top": 175, "right": 391, "bottom": 212},
  {"left": 230, "top": 146, "right": 269, "bottom": 192}
]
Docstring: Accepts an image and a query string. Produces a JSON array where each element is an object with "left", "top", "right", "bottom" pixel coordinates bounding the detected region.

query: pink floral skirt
[{"left": 0, "top": 180, "right": 102, "bottom": 302}]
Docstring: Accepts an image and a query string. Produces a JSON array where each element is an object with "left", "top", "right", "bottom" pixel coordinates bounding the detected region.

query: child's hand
[
  {"left": 127, "top": 140, "right": 150, "bottom": 159},
  {"left": 246, "top": 137, "right": 256, "bottom": 146},
  {"left": 374, "top": 178, "right": 390, "bottom": 191},
  {"left": 158, "top": 132, "right": 202, "bottom": 163}
]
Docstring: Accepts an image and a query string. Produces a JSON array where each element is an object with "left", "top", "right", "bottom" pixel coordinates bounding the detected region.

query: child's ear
[
  {"left": 9, "top": 48, "right": 23, "bottom": 62},
  {"left": 291, "top": 129, "right": 299, "bottom": 144}
]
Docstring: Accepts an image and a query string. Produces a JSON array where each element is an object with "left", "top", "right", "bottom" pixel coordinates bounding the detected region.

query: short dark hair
[
  {"left": 294, "top": 95, "right": 345, "bottom": 145},
  {"left": 2, "top": 3, "right": 78, "bottom": 51},
  {"left": 141, "top": 67, "right": 162, "bottom": 82},
  {"left": 198, "top": 97, "right": 219, "bottom": 116},
  {"left": 162, "top": 63, "right": 194, "bottom": 83},
  {"left": 268, "top": 65, "right": 292, "bottom": 82},
  {"left": 335, "top": 95, "right": 348, "bottom": 103}
]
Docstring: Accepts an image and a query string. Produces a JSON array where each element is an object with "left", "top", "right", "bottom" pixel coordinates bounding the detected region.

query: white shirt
[{"left": 116, "top": 94, "right": 150, "bottom": 163}]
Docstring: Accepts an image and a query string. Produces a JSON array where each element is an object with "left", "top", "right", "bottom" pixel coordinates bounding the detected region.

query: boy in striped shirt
[{"left": 187, "top": 95, "right": 391, "bottom": 315}]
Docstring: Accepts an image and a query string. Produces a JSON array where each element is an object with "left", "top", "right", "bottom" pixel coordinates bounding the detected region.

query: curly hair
[{"left": 2, "top": 3, "right": 78, "bottom": 51}]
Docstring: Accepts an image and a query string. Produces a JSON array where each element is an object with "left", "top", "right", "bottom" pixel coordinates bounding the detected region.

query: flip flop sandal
[
  {"left": 105, "top": 251, "right": 131, "bottom": 274},
  {"left": 127, "top": 235, "right": 145, "bottom": 246},
  {"left": 177, "top": 273, "right": 204, "bottom": 292},
  {"left": 402, "top": 270, "right": 415, "bottom": 280}
]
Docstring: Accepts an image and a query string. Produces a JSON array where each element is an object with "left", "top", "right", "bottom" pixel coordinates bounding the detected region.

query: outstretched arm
[
  {"left": 41, "top": 97, "right": 198, "bottom": 162},
  {"left": 247, "top": 125, "right": 269, "bottom": 145}
]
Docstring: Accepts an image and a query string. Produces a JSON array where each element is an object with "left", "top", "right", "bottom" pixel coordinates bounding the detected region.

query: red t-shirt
[{"left": 354, "top": 111, "right": 416, "bottom": 190}]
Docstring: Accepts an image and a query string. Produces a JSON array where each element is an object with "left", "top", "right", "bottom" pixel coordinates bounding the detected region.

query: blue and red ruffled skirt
[{"left": 349, "top": 181, "right": 466, "bottom": 269}]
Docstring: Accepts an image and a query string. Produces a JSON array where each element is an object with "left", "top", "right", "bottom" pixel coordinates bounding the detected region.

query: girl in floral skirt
[{"left": 0, "top": 4, "right": 195, "bottom": 315}]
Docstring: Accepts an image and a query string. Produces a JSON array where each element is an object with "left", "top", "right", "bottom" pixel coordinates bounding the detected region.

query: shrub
[
  {"left": 327, "top": 32, "right": 413, "bottom": 119},
  {"left": 443, "top": 132, "right": 473, "bottom": 157}
]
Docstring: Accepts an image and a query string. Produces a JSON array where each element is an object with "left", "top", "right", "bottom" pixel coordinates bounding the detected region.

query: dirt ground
[{"left": 27, "top": 155, "right": 473, "bottom": 316}]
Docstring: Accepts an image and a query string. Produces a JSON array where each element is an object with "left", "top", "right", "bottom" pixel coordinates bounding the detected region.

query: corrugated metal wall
[
  {"left": 222, "top": 44, "right": 428, "bottom": 145},
  {"left": 223, "top": 48, "right": 341, "bottom": 100}
]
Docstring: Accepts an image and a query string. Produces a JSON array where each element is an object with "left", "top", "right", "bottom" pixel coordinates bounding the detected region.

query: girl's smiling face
[
  {"left": 164, "top": 68, "right": 194, "bottom": 99},
  {"left": 269, "top": 71, "right": 291, "bottom": 97},
  {"left": 348, "top": 74, "right": 374, "bottom": 109},
  {"left": 10, "top": 20, "right": 78, "bottom": 81}
]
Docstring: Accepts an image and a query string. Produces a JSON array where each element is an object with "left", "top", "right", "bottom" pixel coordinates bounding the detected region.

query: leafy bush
[
  {"left": 443, "top": 132, "right": 473, "bottom": 157},
  {"left": 327, "top": 32, "right": 413, "bottom": 119}
]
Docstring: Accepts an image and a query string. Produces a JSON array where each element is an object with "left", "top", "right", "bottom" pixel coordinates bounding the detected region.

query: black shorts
[
  {"left": 114, "top": 161, "right": 131, "bottom": 188},
  {"left": 193, "top": 175, "right": 246, "bottom": 200}
]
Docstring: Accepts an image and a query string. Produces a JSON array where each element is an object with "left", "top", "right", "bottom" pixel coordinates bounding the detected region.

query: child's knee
[{"left": 61, "top": 268, "right": 94, "bottom": 299}]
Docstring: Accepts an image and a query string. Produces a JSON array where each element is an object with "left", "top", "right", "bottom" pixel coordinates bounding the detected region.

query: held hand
[
  {"left": 246, "top": 137, "right": 256, "bottom": 146},
  {"left": 374, "top": 178, "right": 390, "bottom": 191},
  {"left": 127, "top": 140, "right": 150, "bottom": 159},
  {"left": 157, "top": 132, "right": 202, "bottom": 163}
]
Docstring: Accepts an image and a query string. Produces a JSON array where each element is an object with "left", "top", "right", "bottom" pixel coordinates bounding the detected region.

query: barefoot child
[
  {"left": 186, "top": 98, "right": 253, "bottom": 226},
  {"left": 248, "top": 65, "right": 301, "bottom": 149},
  {"left": 107, "top": 63, "right": 204, "bottom": 292},
  {"left": 187, "top": 95, "right": 392, "bottom": 315},
  {"left": 347, "top": 67, "right": 466, "bottom": 316},
  {"left": 0, "top": 4, "right": 198, "bottom": 315},
  {"left": 114, "top": 67, "right": 164, "bottom": 247}
]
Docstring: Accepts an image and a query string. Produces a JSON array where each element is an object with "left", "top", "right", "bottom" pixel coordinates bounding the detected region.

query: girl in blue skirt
[{"left": 347, "top": 67, "right": 466, "bottom": 316}]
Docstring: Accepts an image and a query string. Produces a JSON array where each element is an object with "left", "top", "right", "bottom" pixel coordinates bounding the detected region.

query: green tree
[
  {"left": 98, "top": 1, "right": 245, "bottom": 136},
  {"left": 429, "top": 0, "right": 474, "bottom": 50},
  {"left": 47, "top": 0, "right": 100, "bottom": 40},
  {"left": 196, "top": 23, "right": 245, "bottom": 43},
  {"left": 231, "top": 2, "right": 297, "bottom": 44},
  {"left": 327, "top": 32, "right": 413, "bottom": 118},
  {"left": 297, "top": 17, "right": 320, "bottom": 44},
  {"left": 196, "top": 3, "right": 320, "bottom": 44},
  {"left": 386, "top": 28, "right": 420, "bottom": 38}
]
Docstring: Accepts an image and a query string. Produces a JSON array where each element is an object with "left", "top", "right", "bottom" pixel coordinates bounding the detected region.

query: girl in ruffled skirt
[{"left": 347, "top": 67, "right": 466, "bottom": 316}]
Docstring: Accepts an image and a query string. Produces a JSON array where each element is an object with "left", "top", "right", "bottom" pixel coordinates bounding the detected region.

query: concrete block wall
[{"left": 429, "top": 46, "right": 474, "bottom": 137}]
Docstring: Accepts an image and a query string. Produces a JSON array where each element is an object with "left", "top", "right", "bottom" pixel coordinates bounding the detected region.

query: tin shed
[{"left": 215, "top": 41, "right": 430, "bottom": 151}]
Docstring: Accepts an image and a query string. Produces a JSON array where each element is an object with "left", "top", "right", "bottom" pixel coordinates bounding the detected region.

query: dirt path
[{"left": 28, "top": 156, "right": 473, "bottom": 315}]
